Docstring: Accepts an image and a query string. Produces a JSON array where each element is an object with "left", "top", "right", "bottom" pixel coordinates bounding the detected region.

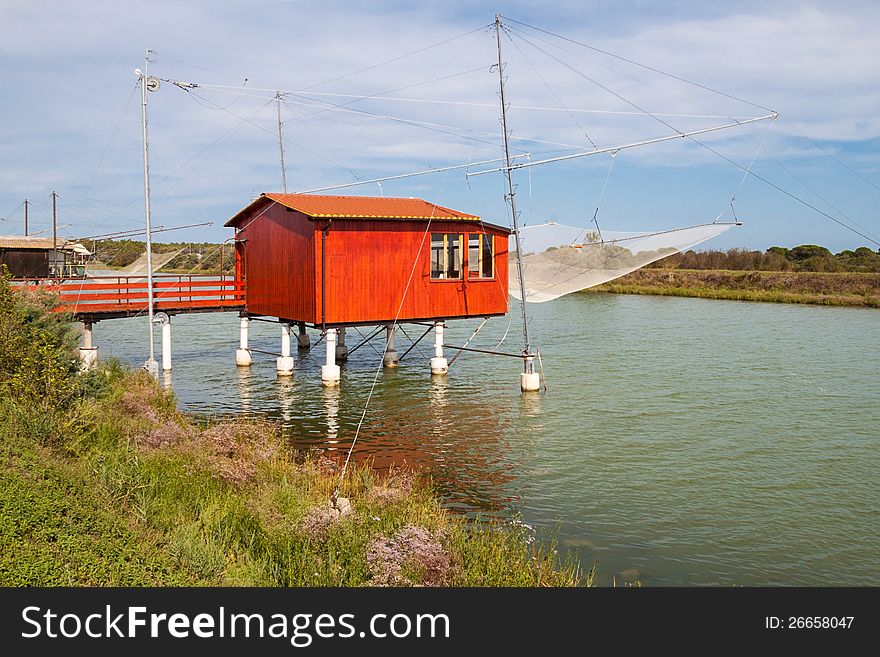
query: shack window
[
  {"left": 431, "top": 233, "right": 462, "bottom": 279},
  {"left": 468, "top": 233, "right": 494, "bottom": 279}
]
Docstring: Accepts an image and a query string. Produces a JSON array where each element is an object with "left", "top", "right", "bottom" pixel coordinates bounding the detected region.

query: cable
[
  {"left": 332, "top": 171, "right": 453, "bottom": 504},
  {"left": 734, "top": 126, "right": 880, "bottom": 244},
  {"left": 509, "top": 29, "right": 879, "bottom": 247},
  {"left": 503, "top": 16, "right": 774, "bottom": 112},
  {"left": 589, "top": 152, "right": 616, "bottom": 242},
  {"left": 714, "top": 128, "right": 768, "bottom": 223},
  {"left": 74, "top": 82, "right": 140, "bottom": 221},
  {"left": 252, "top": 90, "right": 741, "bottom": 119},
  {"left": 504, "top": 25, "right": 598, "bottom": 149},
  {"left": 152, "top": 50, "right": 246, "bottom": 81},
  {"left": 84, "top": 98, "right": 277, "bottom": 231},
  {"left": 781, "top": 117, "right": 880, "bottom": 196},
  {"left": 690, "top": 140, "right": 880, "bottom": 247},
  {"left": 281, "top": 93, "right": 535, "bottom": 152},
  {"left": 301, "top": 24, "right": 491, "bottom": 91},
  {"left": 181, "top": 88, "right": 362, "bottom": 180}
]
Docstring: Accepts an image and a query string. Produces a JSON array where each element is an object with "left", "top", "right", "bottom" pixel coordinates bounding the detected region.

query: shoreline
[{"left": 586, "top": 269, "right": 880, "bottom": 308}]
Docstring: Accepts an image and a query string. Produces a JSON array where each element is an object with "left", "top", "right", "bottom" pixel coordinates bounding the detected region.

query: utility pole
[
  {"left": 136, "top": 50, "right": 159, "bottom": 376},
  {"left": 24, "top": 198, "right": 29, "bottom": 236},
  {"left": 276, "top": 91, "right": 288, "bottom": 193},
  {"left": 51, "top": 191, "right": 58, "bottom": 277}
]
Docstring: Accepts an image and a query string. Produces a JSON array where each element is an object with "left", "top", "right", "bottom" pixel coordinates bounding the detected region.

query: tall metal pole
[
  {"left": 494, "top": 14, "right": 532, "bottom": 365},
  {"left": 23, "top": 199, "right": 28, "bottom": 236},
  {"left": 276, "top": 91, "right": 288, "bottom": 193},
  {"left": 138, "top": 51, "right": 158, "bottom": 375},
  {"left": 51, "top": 191, "right": 58, "bottom": 277}
]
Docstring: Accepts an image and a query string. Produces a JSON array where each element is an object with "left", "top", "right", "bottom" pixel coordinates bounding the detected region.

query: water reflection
[
  {"left": 276, "top": 375, "right": 295, "bottom": 425},
  {"left": 305, "top": 373, "right": 521, "bottom": 514},
  {"left": 428, "top": 374, "right": 450, "bottom": 441},
  {"left": 322, "top": 385, "right": 340, "bottom": 446},
  {"left": 236, "top": 366, "right": 253, "bottom": 414},
  {"left": 519, "top": 388, "right": 544, "bottom": 419}
]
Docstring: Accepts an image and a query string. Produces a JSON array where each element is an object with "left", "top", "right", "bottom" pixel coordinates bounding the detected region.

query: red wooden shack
[{"left": 225, "top": 193, "right": 510, "bottom": 328}]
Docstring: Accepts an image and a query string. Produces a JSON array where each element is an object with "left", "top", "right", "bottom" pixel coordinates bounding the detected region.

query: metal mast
[
  {"left": 51, "top": 191, "right": 58, "bottom": 277},
  {"left": 23, "top": 198, "right": 28, "bottom": 236},
  {"left": 494, "top": 14, "right": 533, "bottom": 366},
  {"left": 137, "top": 50, "right": 158, "bottom": 375},
  {"left": 276, "top": 91, "right": 288, "bottom": 193}
]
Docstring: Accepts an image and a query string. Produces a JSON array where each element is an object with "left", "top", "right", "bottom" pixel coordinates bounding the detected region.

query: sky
[{"left": 1, "top": 0, "right": 879, "bottom": 252}]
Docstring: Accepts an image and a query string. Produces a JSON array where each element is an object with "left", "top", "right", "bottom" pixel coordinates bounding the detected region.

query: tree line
[
  {"left": 646, "top": 245, "right": 880, "bottom": 273},
  {"left": 89, "top": 239, "right": 234, "bottom": 273}
]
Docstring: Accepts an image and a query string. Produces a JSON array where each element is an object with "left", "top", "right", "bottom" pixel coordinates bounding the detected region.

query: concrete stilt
[
  {"left": 277, "top": 322, "right": 294, "bottom": 376},
  {"left": 161, "top": 315, "right": 172, "bottom": 371},
  {"left": 430, "top": 321, "right": 448, "bottom": 375},
  {"left": 321, "top": 328, "right": 341, "bottom": 386},
  {"left": 78, "top": 321, "right": 98, "bottom": 370},
  {"left": 382, "top": 324, "right": 400, "bottom": 368},
  {"left": 297, "top": 322, "right": 310, "bottom": 350},
  {"left": 236, "top": 316, "right": 252, "bottom": 366},
  {"left": 521, "top": 356, "right": 541, "bottom": 392},
  {"left": 335, "top": 326, "right": 349, "bottom": 362}
]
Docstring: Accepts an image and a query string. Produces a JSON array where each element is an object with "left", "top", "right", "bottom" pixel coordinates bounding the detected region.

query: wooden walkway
[{"left": 13, "top": 274, "right": 245, "bottom": 322}]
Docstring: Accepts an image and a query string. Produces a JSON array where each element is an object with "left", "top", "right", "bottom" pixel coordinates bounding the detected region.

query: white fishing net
[{"left": 509, "top": 221, "right": 735, "bottom": 302}]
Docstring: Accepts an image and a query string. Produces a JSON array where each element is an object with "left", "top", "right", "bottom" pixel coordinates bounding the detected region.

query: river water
[{"left": 92, "top": 294, "right": 880, "bottom": 586}]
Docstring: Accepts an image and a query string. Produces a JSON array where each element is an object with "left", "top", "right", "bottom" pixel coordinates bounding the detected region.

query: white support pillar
[
  {"left": 78, "top": 321, "right": 98, "bottom": 371},
  {"left": 521, "top": 356, "right": 541, "bottom": 392},
  {"left": 277, "top": 322, "right": 294, "bottom": 376},
  {"left": 430, "top": 321, "right": 448, "bottom": 375},
  {"left": 336, "top": 326, "right": 349, "bottom": 362},
  {"left": 321, "top": 328, "right": 341, "bottom": 386},
  {"left": 297, "top": 322, "right": 310, "bottom": 350},
  {"left": 236, "top": 316, "right": 252, "bottom": 366},
  {"left": 382, "top": 324, "right": 399, "bottom": 368},
  {"left": 161, "top": 315, "right": 172, "bottom": 371}
]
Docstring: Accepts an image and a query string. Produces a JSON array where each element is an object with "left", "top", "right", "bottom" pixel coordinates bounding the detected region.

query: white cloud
[{"left": 0, "top": 0, "right": 878, "bottom": 249}]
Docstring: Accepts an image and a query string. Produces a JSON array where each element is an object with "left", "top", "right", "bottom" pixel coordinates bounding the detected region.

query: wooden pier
[{"left": 13, "top": 273, "right": 245, "bottom": 322}]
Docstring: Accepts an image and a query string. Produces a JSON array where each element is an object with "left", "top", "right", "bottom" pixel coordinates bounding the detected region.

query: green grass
[
  {"left": 1, "top": 371, "right": 588, "bottom": 587},
  {"left": 0, "top": 431, "right": 195, "bottom": 586}
]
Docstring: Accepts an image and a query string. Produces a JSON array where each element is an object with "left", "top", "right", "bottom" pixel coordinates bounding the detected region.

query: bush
[{"left": 0, "top": 272, "right": 80, "bottom": 414}]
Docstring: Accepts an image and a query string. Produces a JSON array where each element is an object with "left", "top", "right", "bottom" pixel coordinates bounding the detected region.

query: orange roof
[
  {"left": 265, "top": 193, "right": 480, "bottom": 220},
  {"left": 225, "top": 193, "right": 481, "bottom": 227}
]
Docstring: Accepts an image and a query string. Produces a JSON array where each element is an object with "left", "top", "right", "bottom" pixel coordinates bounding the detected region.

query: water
[{"left": 93, "top": 294, "right": 880, "bottom": 586}]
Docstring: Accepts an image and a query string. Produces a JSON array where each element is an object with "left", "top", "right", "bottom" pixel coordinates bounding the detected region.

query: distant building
[{"left": 0, "top": 236, "right": 91, "bottom": 278}]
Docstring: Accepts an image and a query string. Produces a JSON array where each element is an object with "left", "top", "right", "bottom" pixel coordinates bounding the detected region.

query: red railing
[{"left": 12, "top": 274, "right": 245, "bottom": 316}]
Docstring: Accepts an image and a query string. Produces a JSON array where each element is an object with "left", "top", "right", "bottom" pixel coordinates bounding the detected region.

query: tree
[{"left": 788, "top": 244, "right": 832, "bottom": 261}]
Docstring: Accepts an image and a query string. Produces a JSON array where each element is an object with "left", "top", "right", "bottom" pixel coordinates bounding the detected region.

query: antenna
[
  {"left": 137, "top": 49, "right": 159, "bottom": 376},
  {"left": 494, "top": 14, "right": 538, "bottom": 390},
  {"left": 23, "top": 198, "right": 28, "bottom": 236},
  {"left": 276, "top": 91, "right": 288, "bottom": 193}
]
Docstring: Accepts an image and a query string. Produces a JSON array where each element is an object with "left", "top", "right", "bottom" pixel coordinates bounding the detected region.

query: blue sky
[{"left": 1, "top": 0, "right": 878, "bottom": 252}]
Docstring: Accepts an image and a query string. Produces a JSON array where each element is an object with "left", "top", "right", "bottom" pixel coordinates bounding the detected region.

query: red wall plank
[
  {"left": 238, "top": 203, "right": 315, "bottom": 322},
  {"left": 319, "top": 219, "right": 508, "bottom": 325}
]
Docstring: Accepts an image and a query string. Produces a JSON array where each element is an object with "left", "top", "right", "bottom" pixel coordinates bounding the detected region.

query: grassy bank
[
  {"left": 588, "top": 269, "right": 880, "bottom": 308},
  {"left": 0, "top": 275, "right": 586, "bottom": 587}
]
